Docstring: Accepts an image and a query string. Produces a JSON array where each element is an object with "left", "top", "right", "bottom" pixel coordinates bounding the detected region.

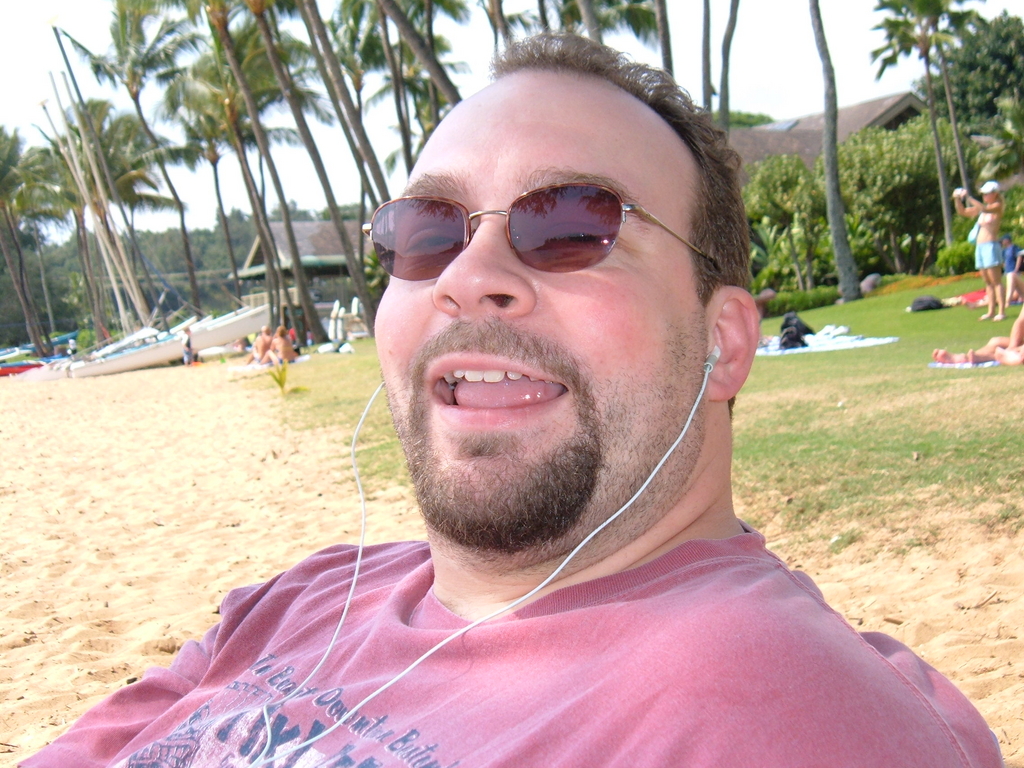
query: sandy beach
[{"left": 1, "top": 362, "right": 1020, "bottom": 766}]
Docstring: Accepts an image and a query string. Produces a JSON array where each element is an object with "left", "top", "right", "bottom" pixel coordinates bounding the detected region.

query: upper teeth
[{"left": 444, "top": 370, "right": 548, "bottom": 384}]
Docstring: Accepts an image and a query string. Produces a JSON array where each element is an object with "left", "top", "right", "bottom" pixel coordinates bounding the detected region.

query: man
[
  {"left": 247, "top": 325, "right": 274, "bottom": 364},
  {"left": 26, "top": 35, "right": 1000, "bottom": 768}
]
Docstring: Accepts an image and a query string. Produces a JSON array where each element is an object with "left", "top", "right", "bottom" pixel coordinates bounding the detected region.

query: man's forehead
[{"left": 403, "top": 168, "right": 641, "bottom": 204}]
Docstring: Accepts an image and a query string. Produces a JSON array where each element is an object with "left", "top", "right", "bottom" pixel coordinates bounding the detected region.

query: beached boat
[
  {"left": 0, "top": 360, "right": 44, "bottom": 377},
  {"left": 69, "top": 335, "right": 184, "bottom": 378},
  {"left": 189, "top": 304, "right": 270, "bottom": 351}
]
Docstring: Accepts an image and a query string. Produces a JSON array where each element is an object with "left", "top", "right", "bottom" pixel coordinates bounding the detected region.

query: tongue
[{"left": 453, "top": 378, "right": 565, "bottom": 408}]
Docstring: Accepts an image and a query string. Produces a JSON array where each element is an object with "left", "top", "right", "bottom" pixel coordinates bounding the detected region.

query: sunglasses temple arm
[{"left": 625, "top": 205, "right": 718, "bottom": 271}]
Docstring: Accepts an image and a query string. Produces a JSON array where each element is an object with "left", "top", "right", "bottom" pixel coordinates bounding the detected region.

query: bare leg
[
  {"left": 933, "top": 349, "right": 969, "bottom": 364},
  {"left": 1011, "top": 313, "right": 1024, "bottom": 348},
  {"left": 994, "top": 346, "right": 1024, "bottom": 366}
]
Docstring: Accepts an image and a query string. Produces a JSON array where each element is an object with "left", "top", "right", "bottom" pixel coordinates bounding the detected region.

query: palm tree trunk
[
  {"left": 937, "top": 43, "right": 970, "bottom": 191},
  {"left": 809, "top": 0, "right": 860, "bottom": 301},
  {"left": 537, "top": 0, "right": 550, "bottom": 32},
  {"left": 487, "top": 0, "right": 513, "bottom": 48},
  {"left": 297, "top": 0, "right": 390, "bottom": 204},
  {"left": 653, "top": 0, "right": 673, "bottom": 75},
  {"left": 1, "top": 208, "right": 52, "bottom": 356},
  {"left": 718, "top": 0, "right": 741, "bottom": 132},
  {"left": 921, "top": 49, "right": 954, "bottom": 246},
  {"left": 30, "top": 223, "right": 57, "bottom": 332},
  {"left": 375, "top": 0, "right": 462, "bottom": 105},
  {"left": 226, "top": 115, "right": 283, "bottom": 325},
  {"left": 130, "top": 95, "right": 203, "bottom": 314},
  {"left": 577, "top": 0, "right": 602, "bottom": 42},
  {"left": 702, "top": 0, "right": 713, "bottom": 110},
  {"left": 212, "top": 159, "right": 242, "bottom": 299},
  {"left": 296, "top": 0, "right": 379, "bottom": 210},
  {"left": 378, "top": 9, "right": 416, "bottom": 175},
  {"left": 252, "top": 8, "right": 369, "bottom": 338}
]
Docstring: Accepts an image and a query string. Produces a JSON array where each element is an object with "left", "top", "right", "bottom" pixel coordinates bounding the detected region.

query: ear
[{"left": 703, "top": 286, "right": 760, "bottom": 403}]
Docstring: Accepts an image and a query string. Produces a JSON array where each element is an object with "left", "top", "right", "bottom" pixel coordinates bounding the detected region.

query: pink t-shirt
[{"left": 23, "top": 532, "right": 1001, "bottom": 767}]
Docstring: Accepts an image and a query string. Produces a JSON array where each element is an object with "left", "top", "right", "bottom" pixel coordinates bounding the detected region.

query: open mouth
[{"left": 436, "top": 369, "right": 567, "bottom": 408}]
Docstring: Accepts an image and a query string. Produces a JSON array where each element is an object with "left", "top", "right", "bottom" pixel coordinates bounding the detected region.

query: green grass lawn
[
  {"left": 256, "top": 276, "right": 1023, "bottom": 559},
  {"left": 741, "top": 275, "right": 1023, "bottom": 553}
]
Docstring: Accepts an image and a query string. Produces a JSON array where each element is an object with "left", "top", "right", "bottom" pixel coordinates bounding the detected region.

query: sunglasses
[{"left": 362, "top": 183, "right": 717, "bottom": 282}]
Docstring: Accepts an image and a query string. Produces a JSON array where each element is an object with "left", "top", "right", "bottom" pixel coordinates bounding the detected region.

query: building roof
[
  {"left": 239, "top": 220, "right": 366, "bottom": 279},
  {"left": 730, "top": 92, "right": 927, "bottom": 169}
]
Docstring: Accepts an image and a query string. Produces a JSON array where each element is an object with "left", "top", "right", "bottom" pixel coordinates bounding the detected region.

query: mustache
[{"left": 410, "top": 319, "right": 587, "bottom": 392}]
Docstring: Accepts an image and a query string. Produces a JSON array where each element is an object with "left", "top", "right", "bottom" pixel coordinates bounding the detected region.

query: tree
[
  {"left": 0, "top": 128, "right": 53, "bottom": 355},
  {"left": 979, "top": 97, "right": 1024, "bottom": 182},
  {"left": 577, "top": 0, "right": 602, "bottom": 41},
  {"left": 931, "top": 11, "right": 1024, "bottom": 135},
  {"left": 245, "top": 0, "right": 369, "bottom": 338},
  {"left": 838, "top": 116, "right": 963, "bottom": 274},
  {"left": 809, "top": 0, "right": 860, "bottom": 301},
  {"left": 872, "top": 0, "right": 969, "bottom": 246},
  {"left": 652, "top": 0, "right": 672, "bottom": 74},
  {"left": 743, "top": 154, "right": 824, "bottom": 291},
  {"left": 717, "top": 0, "right": 740, "bottom": 131},
  {"left": 69, "top": 1, "right": 205, "bottom": 313},
  {"left": 702, "top": 0, "right": 712, "bottom": 110}
]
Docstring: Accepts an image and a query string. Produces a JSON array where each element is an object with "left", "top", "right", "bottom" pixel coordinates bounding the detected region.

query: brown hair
[{"left": 491, "top": 34, "right": 749, "bottom": 303}]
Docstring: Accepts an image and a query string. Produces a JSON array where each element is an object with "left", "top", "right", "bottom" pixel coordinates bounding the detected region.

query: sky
[{"left": 3, "top": 0, "right": 1022, "bottom": 236}]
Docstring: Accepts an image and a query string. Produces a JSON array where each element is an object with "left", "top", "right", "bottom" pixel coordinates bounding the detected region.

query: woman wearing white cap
[{"left": 954, "top": 180, "right": 1006, "bottom": 321}]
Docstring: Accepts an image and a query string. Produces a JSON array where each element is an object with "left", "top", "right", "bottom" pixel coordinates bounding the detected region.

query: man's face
[{"left": 375, "top": 71, "right": 712, "bottom": 563}]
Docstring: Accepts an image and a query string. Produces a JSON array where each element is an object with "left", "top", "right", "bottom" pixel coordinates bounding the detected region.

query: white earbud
[{"left": 706, "top": 345, "right": 721, "bottom": 367}]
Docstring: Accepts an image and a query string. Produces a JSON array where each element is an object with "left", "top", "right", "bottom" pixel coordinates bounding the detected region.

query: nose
[{"left": 431, "top": 215, "right": 538, "bottom": 320}]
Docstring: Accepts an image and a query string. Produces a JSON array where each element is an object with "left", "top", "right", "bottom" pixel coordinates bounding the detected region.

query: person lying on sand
[
  {"left": 933, "top": 311, "right": 1024, "bottom": 365},
  {"left": 24, "top": 34, "right": 1003, "bottom": 768}
]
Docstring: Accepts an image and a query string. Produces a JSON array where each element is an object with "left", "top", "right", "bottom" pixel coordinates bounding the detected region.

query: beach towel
[
  {"left": 757, "top": 332, "right": 898, "bottom": 356},
  {"left": 927, "top": 360, "right": 1000, "bottom": 369}
]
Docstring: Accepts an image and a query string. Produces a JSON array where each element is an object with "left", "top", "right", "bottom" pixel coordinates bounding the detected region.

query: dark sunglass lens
[
  {"left": 371, "top": 198, "right": 467, "bottom": 281},
  {"left": 508, "top": 185, "right": 621, "bottom": 272}
]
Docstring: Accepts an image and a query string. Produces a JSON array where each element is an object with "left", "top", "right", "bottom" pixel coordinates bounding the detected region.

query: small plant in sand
[{"left": 268, "top": 360, "right": 307, "bottom": 396}]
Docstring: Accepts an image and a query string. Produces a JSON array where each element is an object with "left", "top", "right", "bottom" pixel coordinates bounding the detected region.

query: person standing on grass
[
  {"left": 954, "top": 181, "right": 1006, "bottom": 321},
  {"left": 23, "top": 34, "right": 1003, "bottom": 768},
  {"left": 1002, "top": 234, "right": 1023, "bottom": 306}
]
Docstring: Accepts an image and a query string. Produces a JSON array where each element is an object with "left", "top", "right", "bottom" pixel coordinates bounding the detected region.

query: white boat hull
[
  {"left": 190, "top": 305, "right": 271, "bottom": 351},
  {"left": 69, "top": 337, "right": 183, "bottom": 378}
]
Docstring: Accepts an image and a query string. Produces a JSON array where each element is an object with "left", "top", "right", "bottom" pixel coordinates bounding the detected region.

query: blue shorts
[{"left": 975, "top": 242, "right": 1001, "bottom": 270}]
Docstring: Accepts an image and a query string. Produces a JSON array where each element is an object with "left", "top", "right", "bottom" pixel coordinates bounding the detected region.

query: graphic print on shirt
[{"left": 115, "top": 654, "right": 460, "bottom": 768}]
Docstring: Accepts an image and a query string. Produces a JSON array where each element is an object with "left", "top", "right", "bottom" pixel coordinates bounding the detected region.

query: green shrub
[
  {"left": 763, "top": 285, "right": 841, "bottom": 317},
  {"left": 935, "top": 241, "right": 975, "bottom": 275}
]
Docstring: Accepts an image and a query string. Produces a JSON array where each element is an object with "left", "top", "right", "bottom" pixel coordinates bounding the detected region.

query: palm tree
[
  {"left": 375, "top": 0, "right": 462, "bottom": 105},
  {"left": 165, "top": 21, "right": 291, "bottom": 325},
  {"left": 0, "top": 128, "right": 53, "bottom": 356},
  {"left": 191, "top": 0, "right": 325, "bottom": 339},
  {"left": 244, "top": 0, "right": 371, "bottom": 336},
  {"left": 577, "top": 0, "right": 602, "bottom": 41},
  {"left": 69, "top": 0, "right": 205, "bottom": 312},
  {"left": 702, "top": 0, "right": 713, "bottom": 110},
  {"left": 809, "top": 0, "right": 860, "bottom": 301},
  {"left": 872, "top": 0, "right": 968, "bottom": 246},
  {"left": 653, "top": 0, "right": 672, "bottom": 75},
  {"left": 718, "top": 0, "right": 741, "bottom": 131},
  {"left": 934, "top": 7, "right": 979, "bottom": 191},
  {"left": 300, "top": 0, "right": 390, "bottom": 205}
]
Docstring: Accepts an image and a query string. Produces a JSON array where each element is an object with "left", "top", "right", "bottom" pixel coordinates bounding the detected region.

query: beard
[
  {"left": 390, "top": 320, "right": 602, "bottom": 558},
  {"left": 387, "top": 317, "right": 707, "bottom": 563}
]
